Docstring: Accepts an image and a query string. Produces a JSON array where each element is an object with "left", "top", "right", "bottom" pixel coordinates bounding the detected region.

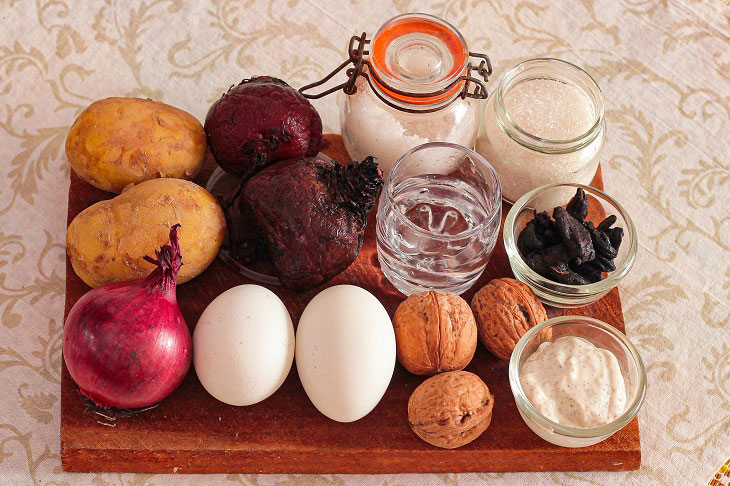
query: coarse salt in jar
[
  {"left": 301, "top": 13, "right": 493, "bottom": 177},
  {"left": 475, "top": 58, "right": 605, "bottom": 203}
]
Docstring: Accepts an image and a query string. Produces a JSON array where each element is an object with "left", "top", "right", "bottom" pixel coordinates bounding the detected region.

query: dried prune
[
  {"left": 516, "top": 188, "right": 624, "bottom": 286},
  {"left": 593, "top": 254, "right": 616, "bottom": 272},
  {"left": 542, "top": 227, "right": 561, "bottom": 247},
  {"left": 517, "top": 220, "right": 546, "bottom": 255},
  {"left": 585, "top": 221, "right": 618, "bottom": 259},
  {"left": 548, "top": 261, "right": 590, "bottom": 285},
  {"left": 517, "top": 210, "right": 562, "bottom": 255},
  {"left": 566, "top": 187, "right": 589, "bottom": 222},
  {"left": 607, "top": 227, "right": 624, "bottom": 250},
  {"left": 525, "top": 244, "right": 571, "bottom": 275},
  {"left": 570, "top": 260, "right": 603, "bottom": 283},
  {"left": 597, "top": 214, "right": 617, "bottom": 232},
  {"left": 534, "top": 211, "right": 553, "bottom": 231},
  {"left": 554, "top": 206, "right": 595, "bottom": 264}
]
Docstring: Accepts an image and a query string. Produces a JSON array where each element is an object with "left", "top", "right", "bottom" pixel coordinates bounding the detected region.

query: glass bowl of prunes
[{"left": 504, "top": 183, "right": 637, "bottom": 308}]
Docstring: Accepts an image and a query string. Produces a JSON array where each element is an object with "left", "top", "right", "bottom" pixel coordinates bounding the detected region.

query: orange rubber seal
[{"left": 369, "top": 17, "right": 468, "bottom": 106}]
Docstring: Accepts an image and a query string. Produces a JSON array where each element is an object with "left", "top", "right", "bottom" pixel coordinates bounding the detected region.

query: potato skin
[
  {"left": 66, "top": 178, "right": 225, "bottom": 287},
  {"left": 66, "top": 97, "right": 206, "bottom": 193}
]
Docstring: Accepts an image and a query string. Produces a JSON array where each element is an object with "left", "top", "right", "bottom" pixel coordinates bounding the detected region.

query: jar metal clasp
[{"left": 299, "top": 33, "right": 493, "bottom": 110}]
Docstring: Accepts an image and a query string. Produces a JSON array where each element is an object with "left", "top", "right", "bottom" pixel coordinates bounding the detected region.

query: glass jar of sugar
[
  {"left": 476, "top": 58, "right": 605, "bottom": 203},
  {"left": 300, "top": 13, "right": 493, "bottom": 177}
]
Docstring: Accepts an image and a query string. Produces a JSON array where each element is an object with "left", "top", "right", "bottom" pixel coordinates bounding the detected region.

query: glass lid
[
  {"left": 369, "top": 13, "right": 469, "bottom": 105},
  {"left": 297, "top": 12, "right": 492, "bottom": 113}
]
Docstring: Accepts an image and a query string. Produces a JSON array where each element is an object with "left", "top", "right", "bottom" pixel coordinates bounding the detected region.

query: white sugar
[
  {"left": 341, "top": 77, "right": 479, "bottom": 177},
  {"left": 504, "top": 78, "right": 596, "bottom": 140},
  {"left": 476, "top": 76, "right": 603, "bottom": 202}
]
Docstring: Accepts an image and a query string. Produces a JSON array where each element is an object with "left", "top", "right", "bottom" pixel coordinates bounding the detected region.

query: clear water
[{"left": 376, "top": 174, "right": 500, "bottom": 295}]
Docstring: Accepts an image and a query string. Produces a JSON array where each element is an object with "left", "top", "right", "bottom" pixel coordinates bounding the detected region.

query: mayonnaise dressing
[{"left": 519, "top": 336, "right": 626, "bottom": 428}]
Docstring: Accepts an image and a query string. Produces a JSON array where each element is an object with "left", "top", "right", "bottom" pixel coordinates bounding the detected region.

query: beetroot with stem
[
  {"left": 204, "top": 76, "right": 323, "bottom": 179},
  {"left": 240, "top": 155, "right": 383, "bottom": 291},
  {"left": 63, "top": 225, "right": 191, "bottom": 409}
]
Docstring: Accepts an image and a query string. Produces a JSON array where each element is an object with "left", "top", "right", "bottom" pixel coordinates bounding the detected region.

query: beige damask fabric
[{"left": 0, "top": 0, "right": 728, "bottom": 484}]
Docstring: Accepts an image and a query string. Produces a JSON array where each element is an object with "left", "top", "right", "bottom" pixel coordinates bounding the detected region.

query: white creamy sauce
[{"left": 519, "top": 336, "right": 626, "bottom": 428}]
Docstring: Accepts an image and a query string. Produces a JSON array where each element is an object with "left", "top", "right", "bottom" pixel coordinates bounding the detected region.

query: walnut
[
  {"left": 393, "top": 291, "right": 477, "bottom": 375},
  {"left": 407, "top": 371, "right": 494, "bottom": 449},
  {"left": 470, "top": 278, "right": 548, "bottom": 360}
]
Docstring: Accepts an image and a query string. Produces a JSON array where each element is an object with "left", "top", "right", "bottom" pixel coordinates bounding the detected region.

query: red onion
[{"left": 63, "top": 225, "right": 191, "bottom": 409}]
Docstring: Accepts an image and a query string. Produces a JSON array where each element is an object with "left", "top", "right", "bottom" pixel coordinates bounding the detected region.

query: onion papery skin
[{"left": 63, "top": 227, "right": 191, "bottom": 409}]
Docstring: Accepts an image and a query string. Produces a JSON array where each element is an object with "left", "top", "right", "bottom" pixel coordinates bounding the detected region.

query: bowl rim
[
  {"left": 508, "top": 315, "right": 647, "bottom": 438},
  {"left": 503, "top": 182, "right": 638, "bottom": 296}
]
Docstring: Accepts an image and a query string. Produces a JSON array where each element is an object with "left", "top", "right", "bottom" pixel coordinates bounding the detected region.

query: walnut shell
[
  {"left": 408, "top": 371, "right": 494, "bottom": 449},
  {"left": 470, "top": 278, "right": 548, "bottom": 360},
  {"left": 393, "top": 291, "right": 477, "bottom": 375}
]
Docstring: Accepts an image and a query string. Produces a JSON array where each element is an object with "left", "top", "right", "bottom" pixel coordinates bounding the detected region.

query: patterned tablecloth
[{"left": 1, "top": 0, "right": 728, "bottom": 484}]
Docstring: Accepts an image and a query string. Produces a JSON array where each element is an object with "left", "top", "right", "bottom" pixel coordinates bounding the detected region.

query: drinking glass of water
[{"left": 376, "top": 142, "right": 502, "bottom": 295}]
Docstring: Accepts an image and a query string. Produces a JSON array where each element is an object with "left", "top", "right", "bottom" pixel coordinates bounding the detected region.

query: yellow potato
[
  {"left": 67, "top": 178, "right": 226, "bottom": 287},
  {"left": 66, "top": 97, "right": 206, "bottom": 193}
]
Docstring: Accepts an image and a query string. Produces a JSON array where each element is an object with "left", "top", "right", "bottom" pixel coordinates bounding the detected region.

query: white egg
[
  {"left": 296, "top": 285, "right": 395, "bottom": 422},
  {"left": 193, "top": 285, "right": 294, "bottom": 406}
]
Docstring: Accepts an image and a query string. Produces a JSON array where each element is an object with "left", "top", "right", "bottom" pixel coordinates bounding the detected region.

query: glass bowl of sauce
[{"left": 508, "top": 315, "right": 646, "bottom": 448}]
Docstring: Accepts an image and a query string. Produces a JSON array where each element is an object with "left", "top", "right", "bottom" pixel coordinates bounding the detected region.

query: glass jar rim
[
  {"left": 383, "top": 141, "right": 502, "bottom": 241},
  {"left": 508, "top": 315, "right": 647, "bottom": 438},
  {"left": 368, "top": 13, "right": 469, "bottom": 109},
  {"left": 503, "top": 183, "right": 638, "bottom": 296},
  {"left": 494, "top": 58, "right": 605, "bottom": 154}
]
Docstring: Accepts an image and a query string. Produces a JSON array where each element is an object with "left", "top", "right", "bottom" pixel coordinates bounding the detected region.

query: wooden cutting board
[{"left": 60, "top": 134, "right": 640, "bottom": 473}]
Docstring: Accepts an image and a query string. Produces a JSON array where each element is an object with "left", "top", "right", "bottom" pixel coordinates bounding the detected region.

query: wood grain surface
[{"left": 60, "top": 135, "right": 640, "bottom": 473}]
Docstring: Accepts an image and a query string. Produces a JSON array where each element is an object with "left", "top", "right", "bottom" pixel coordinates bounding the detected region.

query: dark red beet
[
  {"left": 241, "top": 155, "right": 382, "bottom": 291},
  {"left": 204, "top": 76, "right": 323, "bottom": 179},
  {"left": 63, "top": 225, "right": 191, "bottom": 409}
]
